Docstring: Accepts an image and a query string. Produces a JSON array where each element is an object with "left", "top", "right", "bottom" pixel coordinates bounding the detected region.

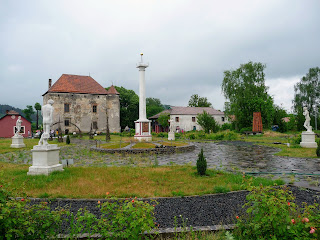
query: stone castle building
[{"left": 42, "top": 74, "right": 120, "bottom": 134}]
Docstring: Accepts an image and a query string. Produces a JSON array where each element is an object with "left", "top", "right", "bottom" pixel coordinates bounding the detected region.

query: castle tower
[{"left": 134, "top": 53, "right": 152, "bottom": 142}]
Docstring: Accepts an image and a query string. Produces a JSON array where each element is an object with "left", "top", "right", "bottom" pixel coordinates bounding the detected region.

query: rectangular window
[
  {"left": 192, "top": 117, "right": 196, "bottom": 122},
  {"left": 222, "top": 117, "right": 225, "bottom": 122},
  {"left": 14, "top": 126, "right": 25, "bottom": 134},
  {"left": 92, "top": 121, "right": 98, "bottom": 129},
  {"left": 93, "top": 105, "right": 97, "bottom": 113},
  {"left": 65, "top": 119, "right": 70, "bottom": 126},
  {"left": 64, "top": 103, "right": 70, "bottom": 113},
  {"left": 175, "top": 117, "right": 179, "bottom": 122}
]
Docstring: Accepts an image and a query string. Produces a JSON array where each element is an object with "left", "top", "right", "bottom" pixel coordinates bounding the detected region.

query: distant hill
[{"left": 0, "top": 104, "right": 39, "bottom": 122}]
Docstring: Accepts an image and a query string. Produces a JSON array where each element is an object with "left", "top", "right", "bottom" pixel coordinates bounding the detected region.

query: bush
[
  {"left": 316, "top": 141, "right": 320, "bottom": 157},
  {"left": 234, "top": 185, "right": 320, "bottom": 239},
  {"left": 292, "top": 134, "right": 302, "bottom": 145},
  {"left": 221, "top": 123, "right": 233, "bottom": 130},
  {"left": 189, "top": 133, "right": 196, "bottom": 140},
  {"left": 66, "top": 135, "right": 70, "bottom": 144},
  {"left": 239, "top": 127, "right": 252, "bottom": 133},
  {"left": 196, "top": 148, "right": 207, "bottom": 176}
]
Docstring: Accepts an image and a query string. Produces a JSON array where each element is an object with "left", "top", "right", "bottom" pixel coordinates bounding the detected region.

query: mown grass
[
  {"left": 132, "top": 142, "right": 156, "bottom": 149},
  {"left": 100, "top": 142, "right": 130, "bottom": 149},
  {"left": 0, "top": 138, "right": 69, "bottom": 154},
  {"left": 0, "top": 163, "right": 283, "bottom": 199},
  {"left": 243, "top": 131, "right": 319, "bottom": 158}
]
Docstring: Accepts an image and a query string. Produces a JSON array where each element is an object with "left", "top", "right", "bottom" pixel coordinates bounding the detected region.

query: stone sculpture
[
  {"left": 39, "top": 99, "right": 54, "bottom": 145},
  {"left": 15, "top": 116, "right": 22, "bottom": 136},
  {"left": 303, "top": 106, "right": 312, "bottom": 132}
]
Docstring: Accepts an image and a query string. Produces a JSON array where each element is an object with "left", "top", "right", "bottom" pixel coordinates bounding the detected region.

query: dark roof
[
  {"left": 43, "top": 74, "right": 109, "bottom": 95},
  {"left": 149, "top": 106, "right": 224, "bottom": 119},
  {"left": 106, "top": 85, "right": 120, "bottom": 95},
  {"left": 0, "top": 111, "right": 31, "bottom": 123}
]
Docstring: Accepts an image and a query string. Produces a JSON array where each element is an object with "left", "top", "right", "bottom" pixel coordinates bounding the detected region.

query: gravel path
[{"left": 30, "top": 185, "right": 320, "bottom": 230}]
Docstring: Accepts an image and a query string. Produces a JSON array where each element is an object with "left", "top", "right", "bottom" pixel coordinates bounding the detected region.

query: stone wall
[
  {"left": 43, "top": 93, "right": 120, "bottom": 133},
  {"left": 90, "top": 144, "right": 195, "bottom": 154}
]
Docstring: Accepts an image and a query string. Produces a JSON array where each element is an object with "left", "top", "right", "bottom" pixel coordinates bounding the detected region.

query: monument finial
[{"left": 140, "top": 53, "right": 143, "bottom": 62}]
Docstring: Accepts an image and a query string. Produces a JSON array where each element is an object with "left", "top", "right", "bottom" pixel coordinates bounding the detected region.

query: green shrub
[
  {"left": 292, "top": 134, "right": 302, "bottom": 145},
  {"left": 239, "top": 127, "right": 252, "bottom": 133},
  {"left": 221, "top": 123, "right": 233, "bottom": 130},
  {"left": 316, "top": 141, "right": 320, "bottom": 157},
  {"left": 224, "top": 131, "right": 238, "bottom": 141},
  {"left": 189, "top": 133, "right": 196, "bottom": 140},
  {"left": 66, "top": 135, "right": 70, "bottom": 144},
  {"left": 234, "top": 185, "right": 320, "bottom": 239},
  {"left": 196, "top": 148, "right": 207, "bottom": 176}
]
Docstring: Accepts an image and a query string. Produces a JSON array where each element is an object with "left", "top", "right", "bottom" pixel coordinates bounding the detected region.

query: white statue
[
  {"left": 15, "top": 116, "right": 22, "bottom": 136},
  {"left": 303, "top": 106, "right": 312, "bottom": 132},
  {"left": 39, "top": 99, "right": 54, "bottom": 145},
  {"left": 169, "top": 118, "right": 174, "bottom": 133}
]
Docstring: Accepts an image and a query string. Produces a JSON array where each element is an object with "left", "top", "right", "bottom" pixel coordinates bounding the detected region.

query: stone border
[{"left": 90, "top": 143, "right": 195, "bottom": 154}]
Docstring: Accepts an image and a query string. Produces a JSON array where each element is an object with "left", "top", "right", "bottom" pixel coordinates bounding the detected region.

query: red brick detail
[{"left": 252, "top": 112, "right": 263, "bottom": 132}]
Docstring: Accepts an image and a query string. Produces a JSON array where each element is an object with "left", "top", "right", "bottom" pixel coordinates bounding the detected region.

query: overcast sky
[{"left": 1, "top": 0, "right": 320, "bottom": 112}]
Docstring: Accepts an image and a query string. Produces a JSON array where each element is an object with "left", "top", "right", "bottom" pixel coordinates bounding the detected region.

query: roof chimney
[
  {"left": 48, "top": 79, "right": 52, "bottom": 89},
  {"left": 6, "top": 110, "right": 9, "bottom": 114}
]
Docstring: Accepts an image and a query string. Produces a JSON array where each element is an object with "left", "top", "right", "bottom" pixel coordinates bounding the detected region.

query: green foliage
[
  {"left": 107, "top": 86, "right": 139, "bottom": 129},
  {"left": 213, "top": 186, "right": 230, "bottom": 193},
  {"left": 293, "top": 67, "right": 320, "bottom": 117},
  {"left": 196, "top": 148, "right": 207, "bottom": 176},
  {"left": 197, "top": 110, "right": 219, "bottom": 133},
  {"left": 188, "top": 94, "right": 212, "bottom": 107},
  {"left": 273, "top": 105, "right": 288, "bottom": 133},
  {"left": 0, "top": 180, "right": 156, "bottom": 239},
  {"left": 66, "top": 135, "right": 70, "bottom": 144},
  {"left": 234, "top": 185, "right": 320, "bottom": 240},
  {"left": 222, "top": 61, "right": 274, "bottom": 130},
  {"left": 221, "top": 123, "right": 233, "bottom": 130},
  {"left": 316, "top": 141, "right": 320, "bottom": 157},
  {"left": 146, "top": 97, "right": 164, "bottom": 118},
  {"left": 98, "top": 198, "right": 156, "bottom": 239},
  {"left": 22, "top": 105, "right": 35, "bottom": 122},
  {"left": 158, "top": 112, "right": 170, "bottom": 129},
  {"left": 239, "top": 127, "right": 252, "bottom": 133},
  {"left": 34, "top": 102, "right": 41, "bottom": 129}
]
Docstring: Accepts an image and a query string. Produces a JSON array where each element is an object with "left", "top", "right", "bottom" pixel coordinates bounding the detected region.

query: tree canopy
[
  {"left": 221, "top": 61, "right": 274, "bottom": 130},
  {"left": 146, "top": 97, "right": 164, "bottom": 118},
  {"left": 293, "top": 67, "right": 320, "bottom": 130},
  {"left": 157, "top": 113, "right": 170, "bottom": 129},
  {"left": 188, "top": 94, "right": 212, "bottom": 107},
  {"left": 22, "top": 105, "right": 35, "bottom": 122},
  {"left": 196, "top": 111, "right": 219, "bottom": 133}
]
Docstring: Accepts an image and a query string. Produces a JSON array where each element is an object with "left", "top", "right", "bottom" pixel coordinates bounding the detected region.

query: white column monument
[
  {"left": 28, "top": 99, "right": 64, "bottom": 175},
  {"left": 168, "top": 117, "right": 175, "bottom": 140},
  {"left": 134, "top": 53, "right": 152, "bottom": 142},
  {"left": 300, "top": 106, "right": 317, "bottom": 148},
  {"left": 11, "top": 116, "right": 26, "bottom": 148}
]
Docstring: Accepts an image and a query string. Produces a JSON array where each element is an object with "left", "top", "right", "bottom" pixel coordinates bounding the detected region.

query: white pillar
[{"left": 134, "top": 54, "right": 152, "bottom": 142}]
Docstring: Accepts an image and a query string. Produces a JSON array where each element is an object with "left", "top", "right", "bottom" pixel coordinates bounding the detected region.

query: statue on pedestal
[
  {"left": 15, "top": 116, "right": 22, "bottom": 136},
  {"left": 303, "top": 106, "right": 312, "bottom": 132},
  {"left": 39, "top": 99, "right": 54, "bottom": 145},
  {"left": 169, "top": 118, "right": 174, "bottom": 133}
]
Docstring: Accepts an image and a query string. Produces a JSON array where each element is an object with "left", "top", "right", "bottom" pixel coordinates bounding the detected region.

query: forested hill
[{"left": 0, "top": 104, "right": 24, "bottom": 118}]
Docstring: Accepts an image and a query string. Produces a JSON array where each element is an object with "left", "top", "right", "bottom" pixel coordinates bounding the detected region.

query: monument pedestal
[
  {"left": 28, "top": 144, "right": 64, "bottom": 175},
  {"left": 11, "top": 135, "right": 26, "bottom": 148},
  {"left": 168, "top": 132, "right": 175, "bottom": 141},
  {"left": 134, "top": 120, "right": 152, "bottom": 142},
  {"left": 300, "top": 131, "right": 318, "bottom": 148}
]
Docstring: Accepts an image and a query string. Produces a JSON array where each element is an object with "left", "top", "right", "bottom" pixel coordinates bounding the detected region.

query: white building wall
[{"left": 170, "top": 114, "right": 228, "bottom": 132}]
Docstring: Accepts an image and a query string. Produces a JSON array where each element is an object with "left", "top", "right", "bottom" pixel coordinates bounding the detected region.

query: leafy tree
[
  {"left": 221, "top": 61, "right": 274, "bottom": 130},
  {"left": 22, "top": 105, "right": 35, "bottom": 122},
  {"left": 188, "top": 94, "right": 212, "bottom": 107},
  {"left": 34, "top": 102, "right": 41, "bottom": 129},
  {"left": 273, "top": 105, "right": 288, "bottom": 133},
  {"left": 157, "top": 113, "right": 170, "bottom": 129},
  {"left": 293, "top": 67, "right": 320, "bottom": 130},
  {"left": 106, "top": 86, "right": 139, "bottom": 129},
  {"left": 146, "top": 98, "right": 164, "bottom": 118},
  {"left": 196, "top": 111, "right": 219, "bottom": 133}
]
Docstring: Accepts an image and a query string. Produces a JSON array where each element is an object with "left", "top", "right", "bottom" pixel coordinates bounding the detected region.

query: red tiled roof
[
  {"left": 106, "top": 85, "right": 120, "bottom": 95},
  {"left": 45, "top": 74, "right": 108, "bottom": 95},
  {"left": 149, "top": 107, "right": 224, "bottom": 119}
]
